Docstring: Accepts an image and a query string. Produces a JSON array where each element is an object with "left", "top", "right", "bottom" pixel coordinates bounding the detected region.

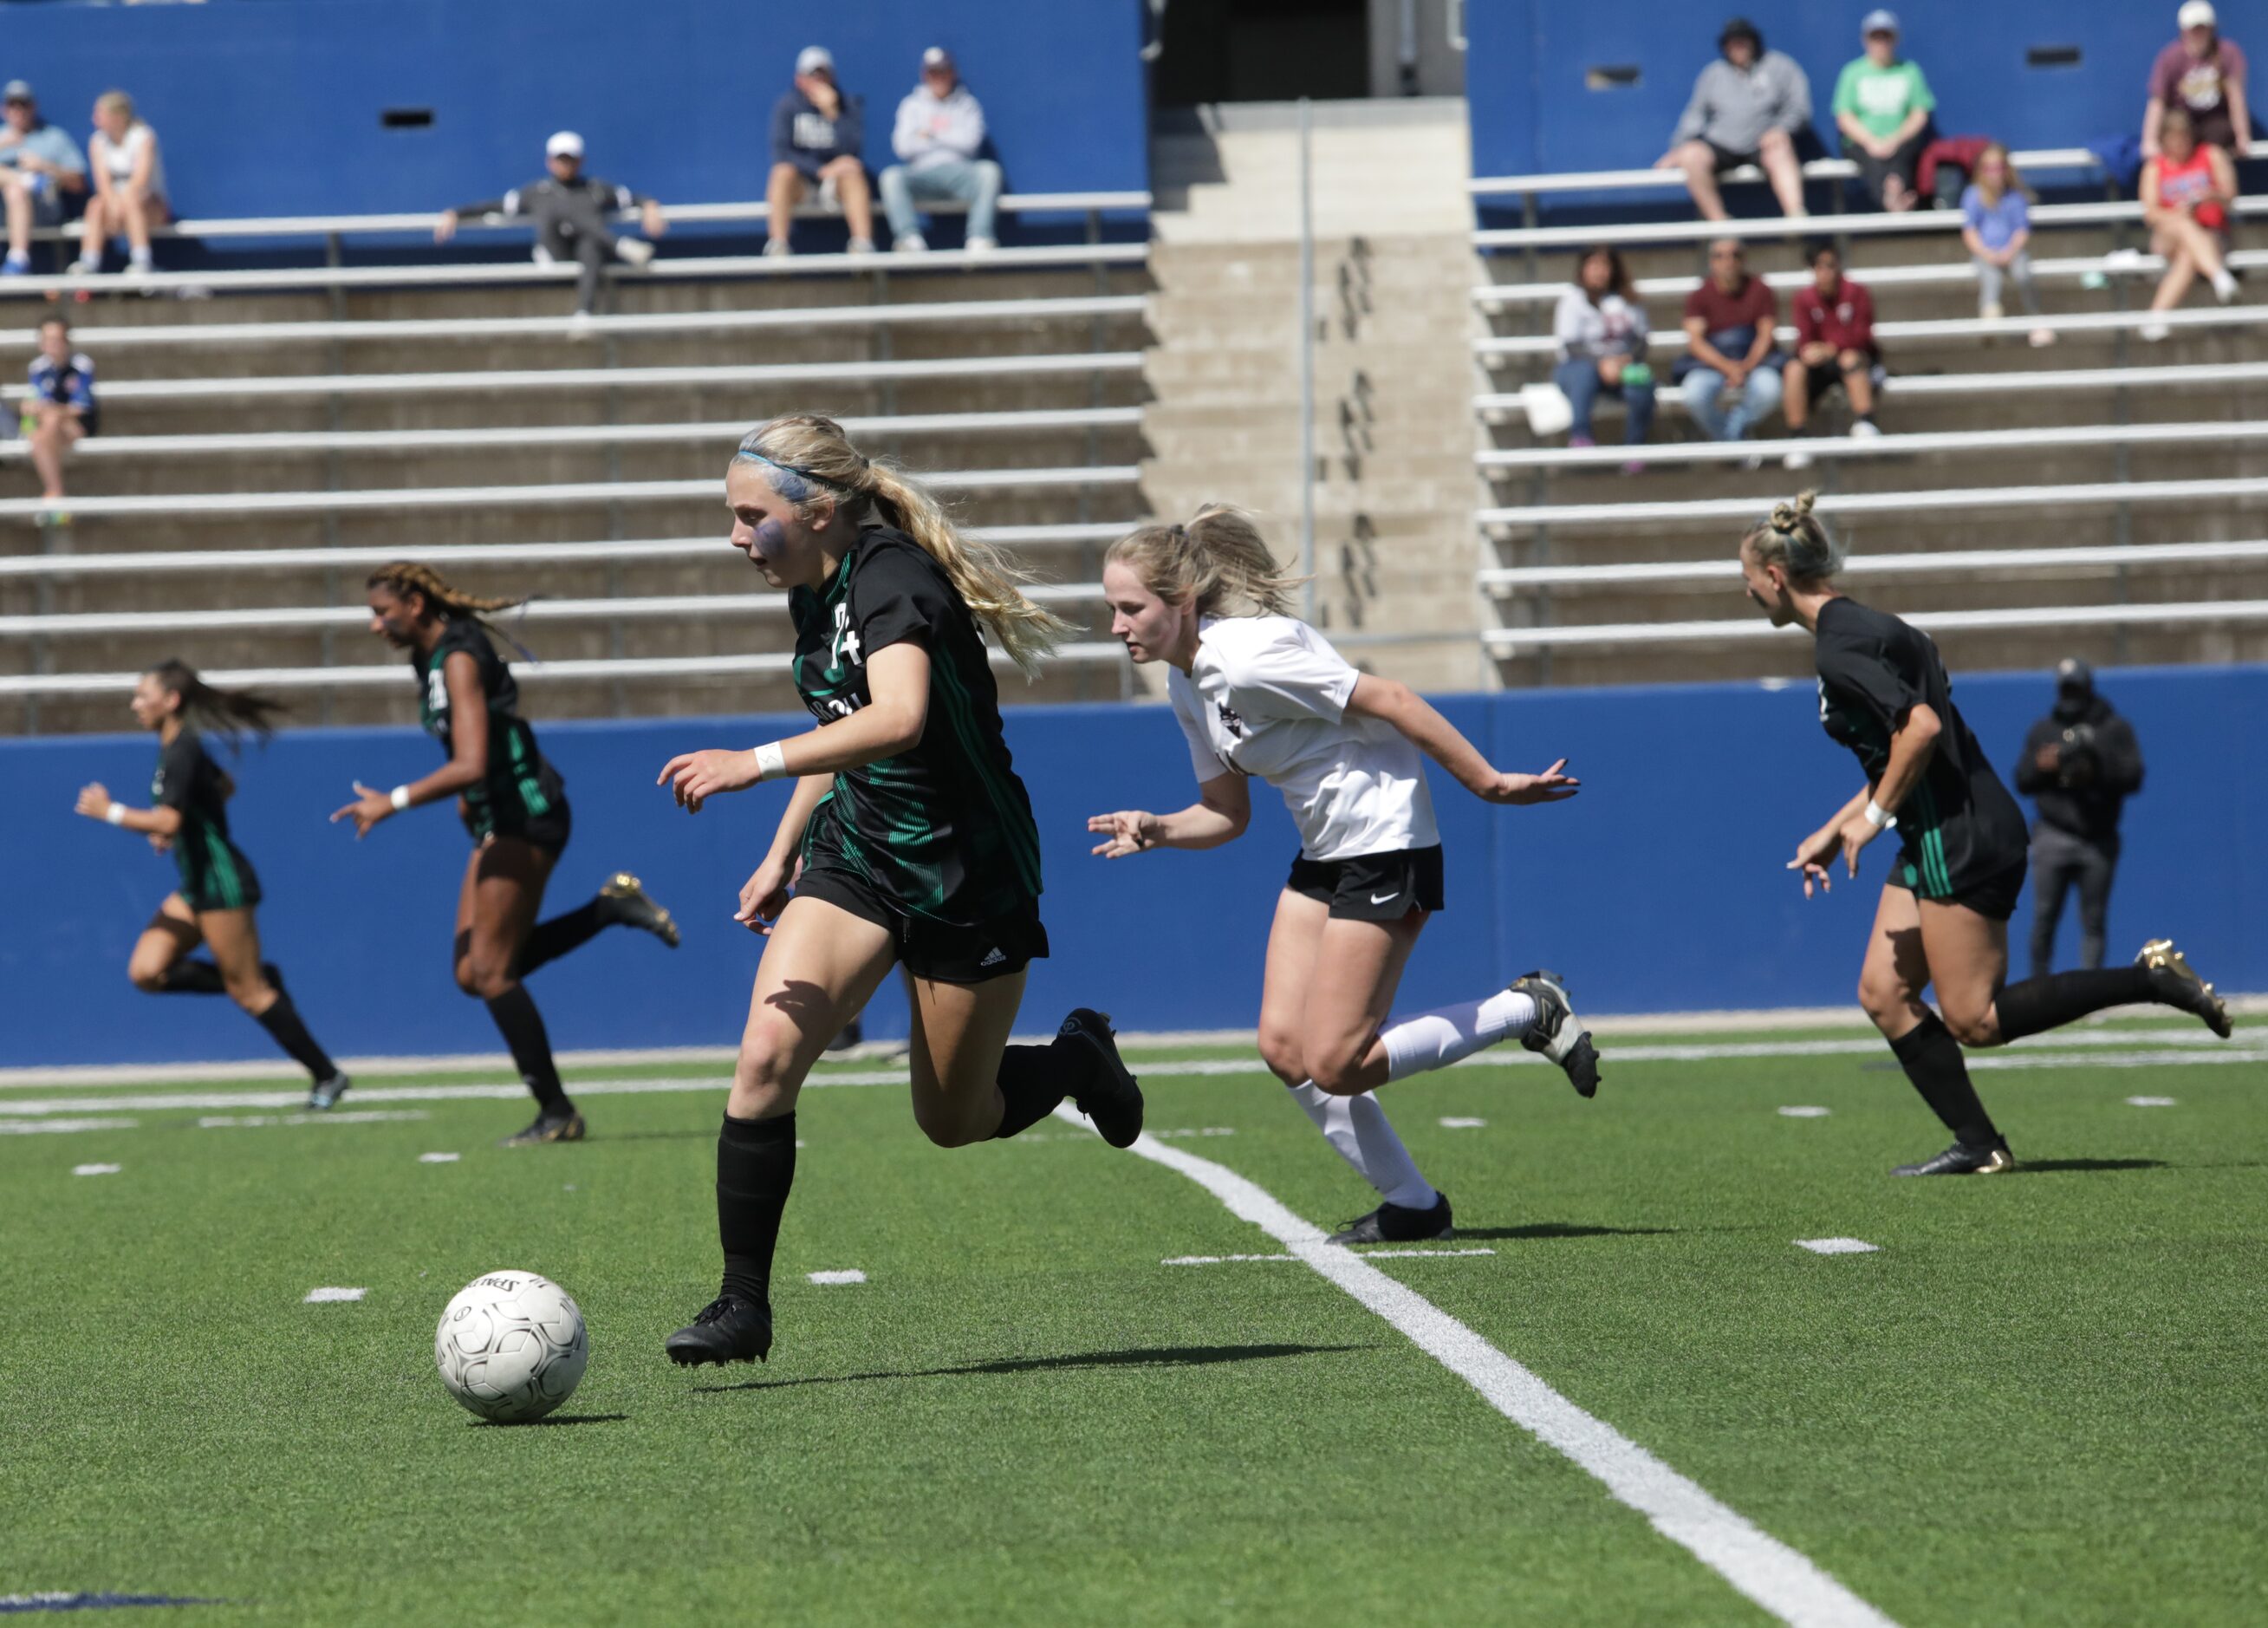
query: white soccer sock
[
  {"left": 1284, "top": 1082, "right": 1436, "bottom": 1209},
  {"left": 1381, "top": 988, "right": 1537, "bottom": 1083}
]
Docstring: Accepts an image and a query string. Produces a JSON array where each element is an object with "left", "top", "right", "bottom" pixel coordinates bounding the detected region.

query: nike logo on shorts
[{"left": 1369, "top": 891, "right": 1400, "bottom": 905}]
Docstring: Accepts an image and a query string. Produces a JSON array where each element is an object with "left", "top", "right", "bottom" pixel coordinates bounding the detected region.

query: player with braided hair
[
  {"left": 653, "top": 414, "right": 1143, "bottom": 1369},
  {"left": 333, "top": 562, "right": 680, "bottom": 1146},
  {"left": 74, "top": 661, "right": 351, "bottom": 1107},
  {"left": 1740, "top": 492, "right": 2232, "bottom": 1175}
]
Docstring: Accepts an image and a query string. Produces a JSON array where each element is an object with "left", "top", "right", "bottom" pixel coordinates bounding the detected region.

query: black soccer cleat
[
  {"left": 1328, "top": 1191, "right": 1454, "bottom": 1246},
  {"left": 1058, "top": 1008, "right": 1145, "bottom": 1149},
  {"left": 1511, "top": 969, "right": 1602, "bottom": 1097},
  {"left": 2135, "top": 939, "right": 2232, "bottom": 1039},
  {"left": 665, "top": 1293, "right": 773, "bottom": 1367},
  {"left": 306, "top": 1072, "right": 351, "bottom": 1111},
  {"left": 1891, "top": 1140, "right": 2015, "bottom": 1176},
  {"left": 601, "top": 872, "right": 681, "bottom": 948},
  {"left": 501, "top": 1108, "right": 585, "bottom": 1148}
]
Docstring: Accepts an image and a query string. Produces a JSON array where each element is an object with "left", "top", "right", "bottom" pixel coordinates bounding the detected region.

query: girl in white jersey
[{"left": 1090, "top": 507, "right": 1600, "bottom": 1243}]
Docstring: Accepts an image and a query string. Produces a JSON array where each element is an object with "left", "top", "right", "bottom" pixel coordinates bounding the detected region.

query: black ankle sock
[
  {"left": 1888, "top": 1011, "right": 2000, "bottom": 1147},
  {"left": 484, "top": 983, "right": 569, "bottom": 1112},
  {"left": 516, "top": 899, "right": 608, "bottom": 979},
  {"left": 991, "top": 1039, "right": 1085, "bottom": 1140},
  {"left": 718, "top": 1112, "right": 796, "bottom": 1310},
  {"left": 157, "top": 959, "right": 226, "bottom": 995},
  {"left": 254, "top": 992, "right": 338, "bottom": 1081},
  {"left": 1993, "top": 966, "right": 2154, "bottom": 1043}
]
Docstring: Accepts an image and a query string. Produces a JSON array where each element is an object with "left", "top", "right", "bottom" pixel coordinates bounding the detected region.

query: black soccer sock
[
  {"left": 1888, "top": 1010, "right": 2001, "bottom": 1148},
  {"left": 991, "top": 1039, "right": 1081, "bottom": 1140},
  {"left": 156, "top": 959, "right": 226, "bottom": 995},
  {"left": 515, "top": 899, "right": 608, "bottom": 979},
  {"left": 253, "top": 991, "right": 339, "bottom": 1082},
  {"left": 718, "top": 1112, "right": 796, "bottom": 1310},
  {"left": 1992, "top": 966, "right": 2154, "bottom": 1044},
  {"left": 484, "top": 983, "right": 569, "bottom": 1113}
]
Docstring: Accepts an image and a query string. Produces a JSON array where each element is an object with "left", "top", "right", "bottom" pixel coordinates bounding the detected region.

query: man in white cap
[
  {"left": 436, "top": 131, "right": 666, "bottom": 320},
  {"left": 2147, "top": 3, "right": 2250, "bottom": 158},
  {"left": 767, "top": 44, "right": 874, "bottom": 256},
  {"left": 879, "top": 46, "right": 1001, "bottom": 253},
  {"left": 0, "top": 81, "right": 86, "bottom": 277}
]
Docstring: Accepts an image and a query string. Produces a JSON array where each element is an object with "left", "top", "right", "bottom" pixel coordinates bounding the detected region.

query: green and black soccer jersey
[
  {"left": 416, "top": 616, "right": 567, "bottom": 843},
  {"left": 1813, "top": 596, "right": 2028, "bottom": 899},
  {"left": 790, "top": 524, "right": 1044, "bottom": 927},
  {"left": 153, "top": 728, "right": 262, "bottom": 912}
]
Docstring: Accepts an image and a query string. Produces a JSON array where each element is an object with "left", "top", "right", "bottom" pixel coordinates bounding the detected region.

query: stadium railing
[
  {"left": 1479, "top": 538, "right": 2268, "bottom": 590},
  {"left": 1473, "top": 195, "right": 2268, "bottom": 254},
  {"left": 0, "top": 407, "right": 1145, "bottom": 465},
  {"left": 1467, "top": 149, "right": 2103, "bottom": 208},
  {"left": 1477, "top": 476, "right": 2268, "bottom": 534},
  {"left": 1479, "top": 600, "right": 2268, "bottom": 654},
  {"left": 1477, "top": 418, "right": 2268, "bottom": 474}
]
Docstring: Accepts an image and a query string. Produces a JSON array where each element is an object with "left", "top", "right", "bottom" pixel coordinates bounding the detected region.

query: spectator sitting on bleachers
[
  {"left": 25, "top": 314, "right": 94, "bottom": 519},
  {"left": 881, "top": 47, "right": 1001, "bottom": 255},
  {"left": 0, "top": 82, "right": 85, "bottom": 277},
  {"left": 769, "top": 45, "right": 874, "bottom": 257},
  {"left": 2139, "top": 107, "right": 2239, "bottom": 340},
  {"left": 1551, "top": 244, "right": 1654, "bottom": 470},
  {"left": 2145, "top": 3, "right": 2250, "bottom": 160},
  {"left": 1656, "top": 18, "right": 1811, "bottom": 222},
  {"left": 1782, "top": 244, "right": 1880, "bottom": 468},
  {"left": 1961, "top": 143, "right": 2054, "bottom": 348},
  {"left": 1832, "top": 10, "right": 1934, "bottom": 213},
  {"left": 1676, "top": 238, "right": 1782, "bottom": 445},
  {"left": 434, "top": 132, "right": 664, "bottom": 322},
  {"left": 73, "top": 90, "right": 166, "bottom": 279}
]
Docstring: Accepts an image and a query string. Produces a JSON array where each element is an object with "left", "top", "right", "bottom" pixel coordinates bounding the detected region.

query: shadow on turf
[
  {"left": 2010, "top": 1158, "right": 2167, "bottom": 1175},
  {"left": 1453, "top": 1222, "right": 1676, "bottom": 1241},
  {"left": 692, "top": 1342, "right": 1363, "bottom": 1395},
  {"left": 470, "top": 1413, "right": 629, "bottom": 1428}
]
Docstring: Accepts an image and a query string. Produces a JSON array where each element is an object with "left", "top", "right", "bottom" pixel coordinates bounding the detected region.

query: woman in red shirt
[{"left": 2141, "top": 107, "right": 2239, "bottom": 339}]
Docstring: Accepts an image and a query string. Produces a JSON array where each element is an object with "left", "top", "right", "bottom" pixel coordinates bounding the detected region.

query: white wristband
[
  {"left": 1864, "top": 798, "right": 1898, "bottom": 830},
  {"left": 389, "top": 785, "right": 413, "bottom": 812},
  {"left": 751, "top": 742, "right": 789, "bottom": 783},
  {"left": 105, "top": 803, "right": 127, "bottom": 826}
]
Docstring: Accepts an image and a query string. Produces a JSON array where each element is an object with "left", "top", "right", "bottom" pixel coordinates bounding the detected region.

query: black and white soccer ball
[{"left": 434, "top": 1269, "right": 588, "bottom": 1423}]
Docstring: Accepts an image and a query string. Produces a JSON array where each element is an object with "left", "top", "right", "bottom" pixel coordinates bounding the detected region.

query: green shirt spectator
[
  {"left": 1832, "top": 11, "right": 1935, "bottom": 212},
  {"left": 1833, "top": 57, "right": 1933, "bottom": 140}
]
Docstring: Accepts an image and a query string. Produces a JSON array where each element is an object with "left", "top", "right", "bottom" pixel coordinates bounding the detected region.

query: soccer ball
[{"left": 434, "top": 1270, "right": 588, "bottom": 1423}]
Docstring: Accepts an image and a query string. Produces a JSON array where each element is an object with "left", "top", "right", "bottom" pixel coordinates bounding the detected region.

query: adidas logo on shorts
[{"left": 978, "top": 947, "right": 1006, "bottom": 967}]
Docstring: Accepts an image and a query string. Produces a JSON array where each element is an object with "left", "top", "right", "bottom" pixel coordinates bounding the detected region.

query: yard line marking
[
  {"left": 302, "top": 1286, "right": 367, "bottom": 1303},
  {"left": 1439, "top": 1116, "right": 1488, "bottom": 1128},
  {"left": 1795, "top": 1239, "right": 1880, "bottom": 1256},
  {"left": 1778, "top": 1106, "right": 1832, "bottom": 1117},
  {"left": 2125, "top": 1095, "right": 2177, "bottom": 1106},
  {"left": 0, "top": 1117, "right": 137, "bottom": 1135},
  {"left": 418, "top": 1151, "right": 462, "bottom": 1163},
  {"left": 1060, "top": 1105, "right": 1899, "bottom": 1628},
  {"left": 198, "top": 1109, "right": 432, "bottom": 1129},
  {"left": 807, "top": 1269, "right": 867, "bottom": 1286},
  {"left": 1164, "top": 1253, "right": 1298, "bottom": 1266},
  {"left": 1361, "top": 1247, "right": 1498, "bottom": 1259},
  {"left": 72, "top": 1162, "right": 121, "bottom": 1176}
]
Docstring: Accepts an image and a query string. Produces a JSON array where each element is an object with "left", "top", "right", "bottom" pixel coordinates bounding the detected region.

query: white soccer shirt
[{"left": 1166, "top": 615, "right": 1439, "bottom": 862}]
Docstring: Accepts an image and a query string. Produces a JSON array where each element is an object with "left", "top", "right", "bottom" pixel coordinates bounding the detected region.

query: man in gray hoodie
[
  {"left": 1656, "top": 17, "right": 1812, "bottom": 220},
  {"left": 879, "top": 47, "right": 1003, "bottom": 254}
]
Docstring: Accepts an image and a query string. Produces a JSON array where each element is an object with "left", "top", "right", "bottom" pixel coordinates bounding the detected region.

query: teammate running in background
[
  {"left": 1090, "top": 507, "right": 1596, "bottom": 1244},
  {"left": 330, "top": 563, "right": 680, "bottom": 1146},
  {"left": 653, "top": 414, "right": 1143, "bottom": 1368},
  {"left": 74, "top": 661, "right": 349, "bottom": 1108},
  {"left": 1739, "top": 492, "right": 2232, "bottom": 1175}
]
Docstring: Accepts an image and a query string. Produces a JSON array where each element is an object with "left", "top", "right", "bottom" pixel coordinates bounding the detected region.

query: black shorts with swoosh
[{"left": 1286, "top": 844, "right": 1445, "bottom": 921}]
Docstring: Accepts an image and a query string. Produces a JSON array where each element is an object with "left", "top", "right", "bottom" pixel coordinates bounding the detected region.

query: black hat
[
  {"left": 2055, "top": 656, "right": 2094, "bottom": 694},
  {"left": 1720, "top": 17, "right": 1763, "bottom": 53}
]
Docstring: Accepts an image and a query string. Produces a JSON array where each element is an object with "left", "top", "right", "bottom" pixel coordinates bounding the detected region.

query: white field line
[
  {"left": 1778, "top": 1107, "right": 1832, "bottom": 1117},
  {"left": 0, "top": 1117, "right": 138, "bottom": 1133},
  {"left": 1795, "top": 1239, "right": 1881, "bottom": 1256},
  {"left": 807, "top": 1269, "right": 868, "bottom": 1286},
  {"left": 302, "top": 1286, "right": 367, "bottom": 1303},
  {"left": 0, "top": 1035, "right": 2258, "bottom": 1120},
  {"left": 72, "top": 1162, "right": 121, "bottom": 1175},
  {"left": 2127, "top": 1096, "right": 2178, "bottom": 1106},
  {"left": 1058, "top": 1104, "right": 1897, "bottom": 1628}
]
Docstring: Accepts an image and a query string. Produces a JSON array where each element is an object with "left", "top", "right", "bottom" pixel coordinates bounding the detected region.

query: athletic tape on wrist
[
  {"left": 1864, "top": 798, "right": 1897, "bottom": 830},
  {"left": 389, "top": 785, "right": 413, "bottom": 812},
  {"left": 105, "top": 803, "right": 127, "bottom": 825},
  {"left": 751, "top": 741, "right": 789, "bottom": 782}
]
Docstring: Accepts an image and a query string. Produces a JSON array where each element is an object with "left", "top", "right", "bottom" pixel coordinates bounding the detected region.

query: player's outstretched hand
[
  {"left": 329, "top": 781, "right": 396, "bottom": 840},
  {"left": 1087, "top": 810, "right": 1160, "bottom": 858},
  {"left": 658, "top": 748, "right": 761, "bottom": 813},
  {"left": 1786, "top": 821, "right": 1842, "bottom": 898},
  {"left": 73, "top": 782, "right": 113, "bottom": 821},
  {"left": 734, "top": 856, "right": 799, "bottom": 935},
  {"left": 1478, "top": 759, "right": 1580, "bottom": 805}
]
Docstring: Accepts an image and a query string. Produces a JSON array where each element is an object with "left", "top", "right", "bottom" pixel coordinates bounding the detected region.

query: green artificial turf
[{"left": 2, "top": 1022, "right": 2262, "bottom": 1625}]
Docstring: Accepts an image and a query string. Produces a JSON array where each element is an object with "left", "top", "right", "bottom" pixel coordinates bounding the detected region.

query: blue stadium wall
[
  {"left": 1467, "top": 0, "right": 2200, "bottom": 180},
  {"left": 0, "top": 0, "right": 1147, "bottom": 218},
  {"left": 8, "top": 666, "right": 2262, "bottom": 1067}
]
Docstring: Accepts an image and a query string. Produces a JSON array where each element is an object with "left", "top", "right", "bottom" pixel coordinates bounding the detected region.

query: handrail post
[{"left": 1297, "top": 97, "right": 1317, "bottom": 624}]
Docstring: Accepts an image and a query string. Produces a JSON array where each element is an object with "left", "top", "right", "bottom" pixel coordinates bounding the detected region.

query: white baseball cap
[
  {"left": 796, "top": 44, "right": 835, "bottom": 76},
  {"left": 545, "top": 130, "right": 583, "bottom": 160},
  {"left": 921, "top": 46, "right": 953, "bottom": 70},
  {"left": 2179, "top": 3, "right": 2217, "bottom": 29}
]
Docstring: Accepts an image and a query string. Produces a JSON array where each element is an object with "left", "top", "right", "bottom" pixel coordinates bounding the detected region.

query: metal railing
[
  {"left": 1477, "top": 419, "right": 2268, "bottom": 475},
  {"left": 1480, "top": 600, "right": 2268, "bottom": 654},
  {"left": 1478, "top": 476, "right": 2268, "bottom": 534}
]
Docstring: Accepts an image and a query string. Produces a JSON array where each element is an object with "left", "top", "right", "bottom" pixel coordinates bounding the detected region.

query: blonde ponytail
[
  {"left": 734, "top": 414, "right": 1069, "bottom": 679},
  {"left": 1741, "top": 489, "right": 1844, "bottom": 581},
  {"left": 1104, "top": 504, "right": 1305, "bottom": 619}
]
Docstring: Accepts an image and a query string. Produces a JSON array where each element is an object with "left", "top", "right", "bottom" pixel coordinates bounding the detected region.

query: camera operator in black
[{"left": 2015, "top": 659, "right": 2144, "bottom": 977}]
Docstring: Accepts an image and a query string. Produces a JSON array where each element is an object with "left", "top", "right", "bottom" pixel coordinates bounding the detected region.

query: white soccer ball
[{"left": 434, "top": 1269, "right": 588, "bottom": 1423}]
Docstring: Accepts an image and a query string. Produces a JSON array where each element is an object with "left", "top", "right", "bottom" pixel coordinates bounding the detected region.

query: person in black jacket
[
  {"left": 2016, "top": 659, "right": 2145, "bottom": 978},
  {"left": 435, "top": 131, "right": 666, "bottom": 320}
]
